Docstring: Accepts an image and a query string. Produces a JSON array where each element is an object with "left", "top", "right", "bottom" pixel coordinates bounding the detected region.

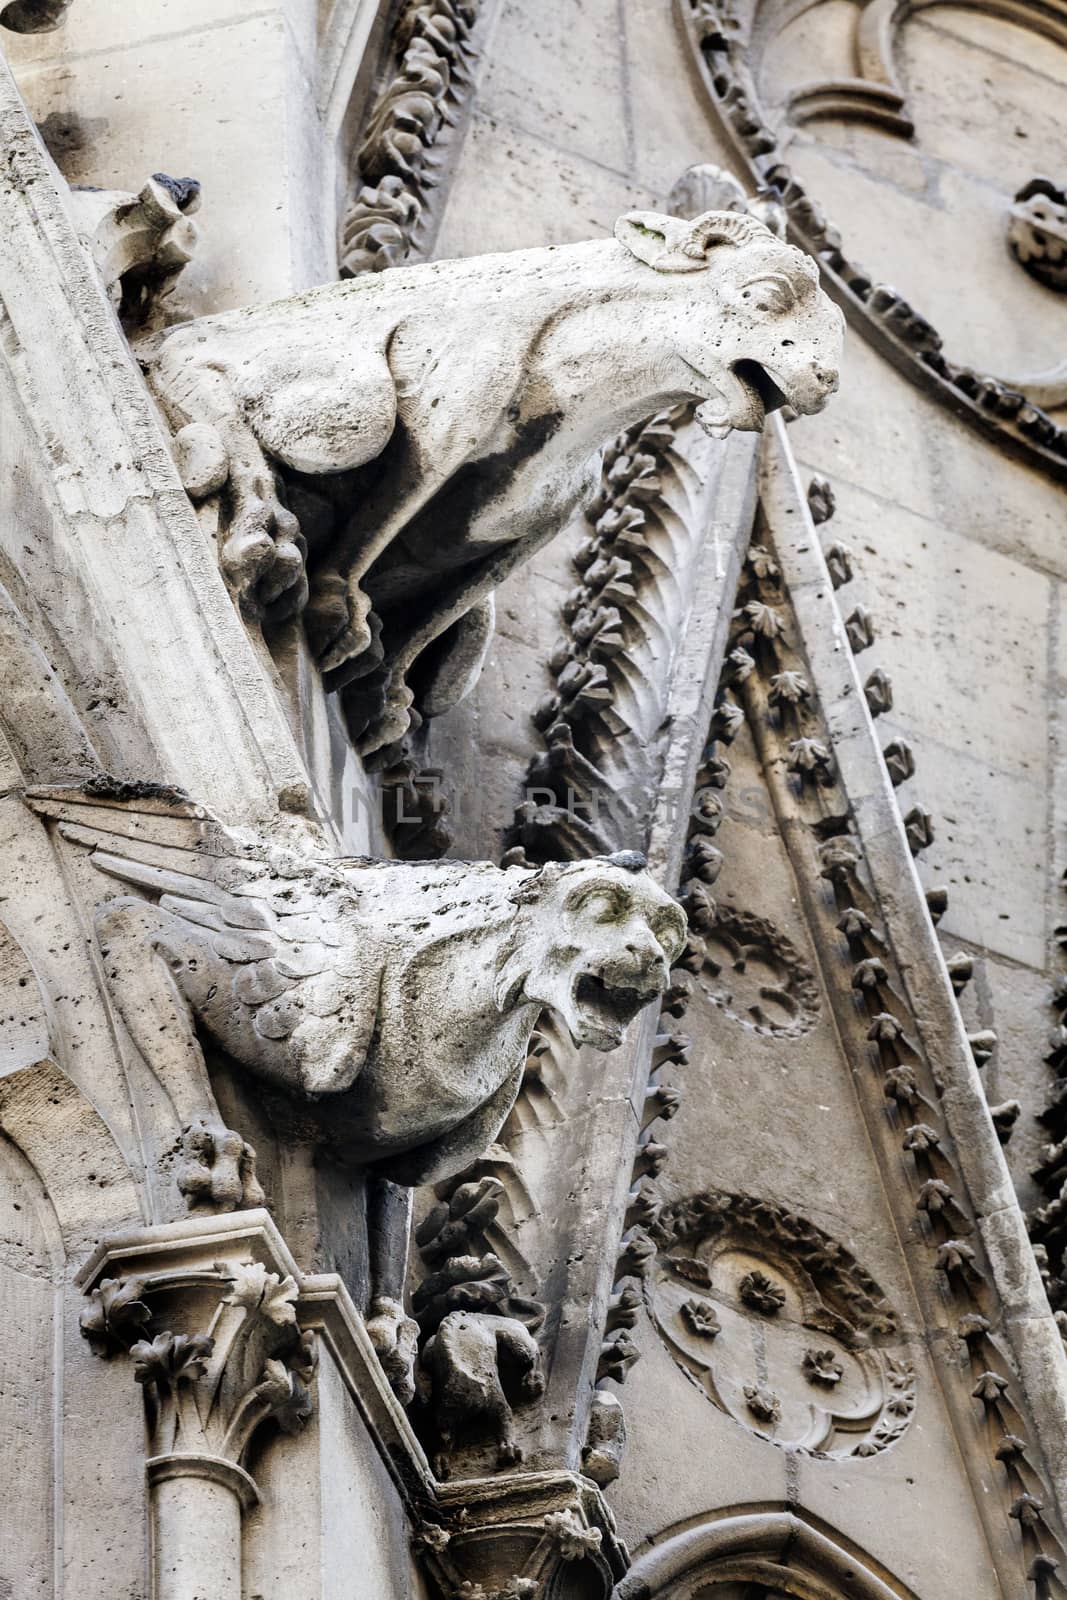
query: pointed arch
[
  {"left": 615, "top": 1508, "right": 922, "bottom": 1600},
  {"left": 0, "top": 918, "right": 142, "bottom": 1252}
]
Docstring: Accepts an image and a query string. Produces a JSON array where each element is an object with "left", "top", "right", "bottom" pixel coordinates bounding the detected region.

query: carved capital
[
  {"left": 415, "top": 1471, "right": 627, "bottom": 1600},
  {"left": 78, "top": 1212, "right": 319, "bottom": 1505}
]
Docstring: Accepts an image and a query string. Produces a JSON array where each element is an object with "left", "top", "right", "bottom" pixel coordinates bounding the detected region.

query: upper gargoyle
[{"left": 143, "top": 208, "right": 843, "bottom": 755}]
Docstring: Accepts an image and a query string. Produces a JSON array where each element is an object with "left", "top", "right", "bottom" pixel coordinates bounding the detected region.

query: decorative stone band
[
  {"left": 603, "top": 416, "right": 1067, "bottom": 1591},
  {"left": 616, "top": 1507, "right": 919, "bottom": 1599},
  {"left": 424, "top": 1468, "right": 628, "bottom": 1599},
  {"left": 751, "top": 418, "right": 1067, "bottom": 1582},
  {"left": 510, "top": 405, "right": 739, "bottom": 863},
  {"left": 676, "top": 0, "right": 1067, "bottom": 485},
  {"left": 146, "top": 1451, "right": 261, "bottom": 1512},
  {"left": 339, "top": 0, "right": 488, "bottom": 277}
]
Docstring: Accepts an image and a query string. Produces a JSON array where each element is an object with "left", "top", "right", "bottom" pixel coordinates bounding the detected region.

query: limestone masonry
[{"left": 0, "top": 2, "right": 1066, "bottom": 1597}]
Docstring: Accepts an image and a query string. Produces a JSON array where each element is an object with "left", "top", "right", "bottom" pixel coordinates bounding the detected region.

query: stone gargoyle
[
  {"left": 143, "top": 208, "right": 843, "bottom": 756},
  {"left": 27, "top": 787, "right": 684, "bottom": 1388}
]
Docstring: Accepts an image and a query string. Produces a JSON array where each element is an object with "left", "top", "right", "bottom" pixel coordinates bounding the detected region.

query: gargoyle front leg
[
  {"left": 151, "top": 358, "right": 308, "bottom": 621},
  {"left": 210, "top": 419, "right": 309, "bottom": 622},
  {"left": 95, "top": 897, "right": 265, "bottom": 1213},
  {"left": 365, "top": 1175, "right": 420, "bottom": 1405},
  {"left": 306, "top": 567, "right": 380, "bottom": 685}
]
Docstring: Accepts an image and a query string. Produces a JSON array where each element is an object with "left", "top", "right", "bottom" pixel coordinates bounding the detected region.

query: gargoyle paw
[
  {"left": 520, "top": 1366, "right": 546, "bottom": 1401},
  {"left": 176, "top": 1116, "right": 265, "bottom": 1211},
  {"left": 366, "top": 1295, "right": 420, "bottom": 1407},
  {"left": 309, "top": 573, "right": 379, "bottom": 680},
  {"left": 220, "top": 498, "right": 277, "bottom": 598}
]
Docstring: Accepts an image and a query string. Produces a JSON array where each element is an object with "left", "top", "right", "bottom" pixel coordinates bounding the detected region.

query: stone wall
[{"left": 2, "top": 1, "right": 1067, "bottom": 1596}]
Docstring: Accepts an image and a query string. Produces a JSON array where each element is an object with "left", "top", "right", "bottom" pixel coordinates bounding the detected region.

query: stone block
[
  {"left": 788, "top": 337, "right": 941, "bottom": 524},
  {"left": 434, "top": 109, "right": 658, "bottom": 258},
  {"left": 912, "top": 742, "right": 1046, "bottom": 968},
  {"left": 474, "top": 0, "right": 630, "bottom": 175},
  {"left": 949, "top": 944, "right": 1050, "bottom": 1210},
  {"left": 813, "top": 476, "right": 1051, "bottom": 780},
  {"left": 13, "top": 12, "right": 332, "bottom": 312}
]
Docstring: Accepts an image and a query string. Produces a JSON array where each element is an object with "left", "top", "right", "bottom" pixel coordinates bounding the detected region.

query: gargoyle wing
[{"left": 24, "top": 786, "right": 383, "bottom": 1095}]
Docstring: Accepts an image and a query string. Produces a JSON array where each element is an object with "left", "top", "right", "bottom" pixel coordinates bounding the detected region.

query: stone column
[
  {"left": 149, "top": 1456, "right": 253, "bottom": 1600},
  {"left": 77, "top": 1213, "right": 318, "bottom": 1600}
]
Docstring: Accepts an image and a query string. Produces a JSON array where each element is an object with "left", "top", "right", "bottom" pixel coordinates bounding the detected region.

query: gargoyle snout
[
  {"left": 605, "top": 940, "right": 670, "bottom": 997},
  {"left": 813, "top": 359, "right": 839, "bottom": 394}
]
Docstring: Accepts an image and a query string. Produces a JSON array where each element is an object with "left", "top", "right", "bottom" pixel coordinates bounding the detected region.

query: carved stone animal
[
  {"left": 29, "top": 789, "right": 684, "bottom": 1398},
  {"left": 421, "top": 1309, "right": 545, "bottom": 1477},
  {"left": 144, "top": 208, "right": 843, "bottom": 754},
  {"left": 27, "top": 791, "right": 685, "bottom": 1204}
]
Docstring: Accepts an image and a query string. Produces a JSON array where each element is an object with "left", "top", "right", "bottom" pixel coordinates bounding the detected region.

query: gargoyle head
[
  {"left": 497, "top": 853, "right": 687, "bottom": 1050},
  {"left": 615, "top": 207, "right": 844, "bottom": 437}
]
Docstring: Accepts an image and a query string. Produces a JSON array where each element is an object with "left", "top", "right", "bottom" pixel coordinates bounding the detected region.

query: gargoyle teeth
[{"left": 574, "top": 974, "right": 654, "bottom": 1038}]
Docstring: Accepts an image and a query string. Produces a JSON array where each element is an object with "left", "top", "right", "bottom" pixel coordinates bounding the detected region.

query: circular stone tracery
[
  {"left": 699, "top": 906, "right": 820, "bottom": 1038},
  {"left": 648, "top": 1191, "right": 915, "bottom": 1459}
]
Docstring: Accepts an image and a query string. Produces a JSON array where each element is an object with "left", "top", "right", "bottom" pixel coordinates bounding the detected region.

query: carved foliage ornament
[
  {"left": 698, "top": 903, "right": 820, "bottom": 1037},
  {"left": 413, "top": 1173, "right": 547, "bottom": 1479},
  {"left": 340, "top": 0, "right": 482, "bottom": 277},
  {"left": 648, "top": 1191, "right": 915, "bottom": 1458},
  {"left": 80, "top": 1258, "right": 316, "bottom": 1490},
  {"left": 147, "top": 207, "right": 841, "bottom": 756},
  {"left": 1008, "top": 178, "right": 1067, "bottom": 293}
]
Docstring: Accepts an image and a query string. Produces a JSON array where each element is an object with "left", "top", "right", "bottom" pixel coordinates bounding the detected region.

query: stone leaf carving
[
  {"left": 82, "top": 1258, "right": 316, "bottom": 1475},
  {"left": 1007, "top": 178, "right": 1067, "bottom": 292},
  {"left": 143, "top": 210, "right": 842, "bottom": 756},
  {"left": 29, "top": 788, "right": 684, "bottom": 1201},
  {"left": 412, "top": 1170, "right": 546, "bottom": 1476},
  {"left": 339, "top": 0, "right": 481, "bottom": 277}
]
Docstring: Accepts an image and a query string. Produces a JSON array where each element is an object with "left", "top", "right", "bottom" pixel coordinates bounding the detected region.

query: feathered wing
[{"left": 24, "top": 787, "right": 382, "bottom": 1096}]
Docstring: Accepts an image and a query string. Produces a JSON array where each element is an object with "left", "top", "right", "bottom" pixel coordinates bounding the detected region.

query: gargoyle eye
[
  {"left": 741, "top": 273, "right": 797, "bottom": 315},
  {"left": 570, "top": 885, "right": 630, "bottom": 922}
]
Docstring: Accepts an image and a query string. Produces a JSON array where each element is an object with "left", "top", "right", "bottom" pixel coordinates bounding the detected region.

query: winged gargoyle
[{"left": 27, "top": 786, "right": 685, "bottom": 1389}]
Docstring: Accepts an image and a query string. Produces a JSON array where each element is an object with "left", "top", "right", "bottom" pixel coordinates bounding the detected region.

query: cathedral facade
[{"left": 1, "top": 1, "right": 1066, "bottom": 1596}]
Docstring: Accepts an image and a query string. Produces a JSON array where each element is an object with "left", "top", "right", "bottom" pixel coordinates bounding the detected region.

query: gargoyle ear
[{"left": 615, "top": 208, "right": 769, "bottom": 272}]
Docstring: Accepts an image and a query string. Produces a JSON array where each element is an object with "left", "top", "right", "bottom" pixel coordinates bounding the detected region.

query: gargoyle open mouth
[
  {"left": 572, "top": 972, "right": 657, "bottom": 1049},
  {"left": 731, "top": 359, "right": 790, "bottom": 425}
]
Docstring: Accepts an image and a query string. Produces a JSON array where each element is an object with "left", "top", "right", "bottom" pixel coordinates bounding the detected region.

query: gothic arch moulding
[
  {"left": 676, "top": 0, "right": 1067, "bottom": 480},
  {"left": 0, "top": 917, "right": 141, "bottom": 1252},
  {"left": 614, "top": 1507, "right": 922, "bottom": 1599}
]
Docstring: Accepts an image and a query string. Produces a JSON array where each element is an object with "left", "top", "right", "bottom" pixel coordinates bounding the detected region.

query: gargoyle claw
[
  {"left": 176, "top": 1116, "right": 265, "bottom": 1211},
  {"left": 366, "top": 1295, "right": 420, "bottom": 1407}
]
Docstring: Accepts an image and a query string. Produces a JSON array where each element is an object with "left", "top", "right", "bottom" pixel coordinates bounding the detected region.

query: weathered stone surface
[
  {"left": 146, "top": 207, "right": 842, "bottom": 755},
  {"left": 3, "top": 2, "right": 1067, "bottom": 1598}
]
